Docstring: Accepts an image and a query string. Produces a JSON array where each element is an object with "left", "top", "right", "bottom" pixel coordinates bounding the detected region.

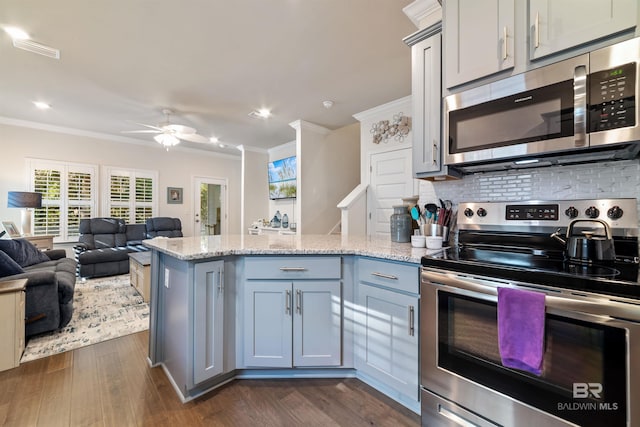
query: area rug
[{"left": 21, "top": 274, "right": 149, "bottom": 362}]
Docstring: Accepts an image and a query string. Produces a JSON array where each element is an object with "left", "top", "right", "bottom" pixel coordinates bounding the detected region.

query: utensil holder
[{"left": 442, "top": 226, "right": 449, "bottom": 243}]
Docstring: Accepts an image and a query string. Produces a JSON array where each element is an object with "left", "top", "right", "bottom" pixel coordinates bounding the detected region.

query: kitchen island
[{"left": 144, "top": 234, "right": 441, "bottom": 413}]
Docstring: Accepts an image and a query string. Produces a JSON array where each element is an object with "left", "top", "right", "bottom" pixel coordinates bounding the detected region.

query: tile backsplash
[{"left": 419, "top": 159, "right": 640, "bottom": 223}]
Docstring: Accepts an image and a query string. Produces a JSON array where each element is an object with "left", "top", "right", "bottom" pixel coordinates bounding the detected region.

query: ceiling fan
[{"left": 122, "top": 109, "right": 210, "bottom": 148}]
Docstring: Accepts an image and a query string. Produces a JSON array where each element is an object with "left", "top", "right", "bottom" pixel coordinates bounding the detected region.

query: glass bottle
[{"left": 390, "top": 205, "right": 412, "bottom": 243}]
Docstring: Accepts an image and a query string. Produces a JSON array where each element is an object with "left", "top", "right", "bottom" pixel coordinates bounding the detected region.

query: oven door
[{"left": 421, "top": 268, "right": 639, "bottom": 427}]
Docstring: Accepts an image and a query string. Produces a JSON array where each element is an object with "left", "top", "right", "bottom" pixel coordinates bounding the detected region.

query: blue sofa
[
  {"left": 74, "top": 217, "right": 182, "bottom": 278},
  {"left": 0, "top": 241, "right": 76, "bottom": 337}
]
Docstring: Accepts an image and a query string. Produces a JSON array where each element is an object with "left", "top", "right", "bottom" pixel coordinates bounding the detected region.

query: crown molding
[
  {"left": 289, "top": 120, "right": 331, "bottom": 135},
  {"left": 352, "top": 96, "right": 412, "bottom": 122},
  {"left": 0, "top": 116, "right": 242, "bottom": 159},
  {"left": 403, "top": 0, "right": 441, "bottom": 29}
]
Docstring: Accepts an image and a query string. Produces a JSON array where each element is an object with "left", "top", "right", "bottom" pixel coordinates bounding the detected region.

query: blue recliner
[
  {"left": 146, "top": 217, "right": 183, "bottom": 238},
  {"left": 74, "top": 218, "right": 148, "bottom": 278}
]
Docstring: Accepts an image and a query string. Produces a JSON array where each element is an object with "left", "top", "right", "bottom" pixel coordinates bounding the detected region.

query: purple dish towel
[{"left": 497, "top": 287, "right": 545, "bottom": 376}]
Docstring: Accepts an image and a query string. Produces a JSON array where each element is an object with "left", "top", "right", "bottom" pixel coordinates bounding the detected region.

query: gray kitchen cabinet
[
  {"left": 444, "top": 0, "right": 514, "bottom": 88},
  {"left": 354, "top": 258, "right": 419, "bottom": 411},
  {"left": 529, "top": 0, "right": 637, "bottom": 60},
  {"left": 193, "top": 260, "right": 225, "bottom": 384},
  {"left": 407, "top": 25, "right": 461, "bottom": 180},
  {"left": 155, "top": 257, "right": 229, "bottom": 399},
  {"left": 243, "top": 281, "right": 292, "bottom": 367},
  {"left": 242, "top": 256, "right": 342, "bottom": 368}
]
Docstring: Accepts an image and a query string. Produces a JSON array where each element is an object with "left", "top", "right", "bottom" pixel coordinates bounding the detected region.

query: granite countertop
[{"left": 142, "top": 234, "right": 447, "bottom": 264}]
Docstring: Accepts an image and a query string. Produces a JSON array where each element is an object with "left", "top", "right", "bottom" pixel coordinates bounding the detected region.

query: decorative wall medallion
[{"left": 370, "top": 112, "right": 411, "bottom": 144}]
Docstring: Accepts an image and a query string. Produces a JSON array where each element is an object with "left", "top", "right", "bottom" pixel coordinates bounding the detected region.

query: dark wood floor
[{"left": 0, "top": 331, "right": 420, "bottom": 426}]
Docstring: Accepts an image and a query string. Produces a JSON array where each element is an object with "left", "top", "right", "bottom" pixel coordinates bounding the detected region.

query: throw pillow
[
  {"left": 0, "top": 249, "right": 24, "bottom": 277},
  {"left": 0, "top": 239, "right": 50, "bottom": 267}
]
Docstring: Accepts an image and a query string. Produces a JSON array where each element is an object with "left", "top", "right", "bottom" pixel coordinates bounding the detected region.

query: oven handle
[
  {"left": 422, "top": 269, "right": 640, "bottom": 322},
  {"left": 573, "top": 65, "right": 588, "bottom": 147}
]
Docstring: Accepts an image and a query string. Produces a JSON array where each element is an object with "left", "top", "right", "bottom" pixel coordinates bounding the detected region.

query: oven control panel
[
  {"left": 458, "top": 199, "right": 638, "bottom": 235},
  {"left": 589, "top": 62, "right": 636, "bottom": 132},
  {"left": 506, "top": 204, "right": 558, "bottom": 221}
]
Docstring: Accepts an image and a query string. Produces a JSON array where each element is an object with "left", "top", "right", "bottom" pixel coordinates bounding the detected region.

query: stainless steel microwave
[{"left": 444, "top": 37, "right": 640, "bottom": 172}]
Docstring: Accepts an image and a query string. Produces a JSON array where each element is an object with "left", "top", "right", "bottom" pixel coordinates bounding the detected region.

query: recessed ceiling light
[
  {"left": 209, "top": 136, "right": 219, "bottom": 143},
  {"left": 33, "top": 101, "right": 51, "bottom": 110},
  {"left": 218, "top": 143, "right": 226, "bottom": 148},
  {"left": 4, "top": 26, "right": 30, "bottom": 40}
]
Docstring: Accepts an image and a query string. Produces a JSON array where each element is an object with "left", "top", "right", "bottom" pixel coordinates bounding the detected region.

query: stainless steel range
[{"left": 420, "top": 199, "right": 640, "bottom": 427}]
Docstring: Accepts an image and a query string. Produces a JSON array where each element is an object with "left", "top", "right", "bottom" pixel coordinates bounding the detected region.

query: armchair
[
  {"left": 74, "top": 218, "right": 132, "bottom": 278},
  {"left": 146, "top": 217, "right": 183, "bottom": 238},
  {"left": 0, "top": 242, "right": 76, "bottom": 337}
]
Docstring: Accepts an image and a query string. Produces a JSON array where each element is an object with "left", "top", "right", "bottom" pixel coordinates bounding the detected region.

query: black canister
[{"left": 390, "top": 205, "right": 412, "bottom": 243}]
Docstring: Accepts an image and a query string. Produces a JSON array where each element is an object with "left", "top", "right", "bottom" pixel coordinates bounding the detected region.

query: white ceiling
[{"left": 0, "top": 0, "right": 417, "bottom": 154}]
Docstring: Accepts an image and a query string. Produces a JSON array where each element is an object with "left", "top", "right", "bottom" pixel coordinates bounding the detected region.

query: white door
[
  {"left": 368, "top": 148, "right": 416, "bottom": 238},
  {"left": 193, "top": 176, "right": 227, "bottom": 236}
]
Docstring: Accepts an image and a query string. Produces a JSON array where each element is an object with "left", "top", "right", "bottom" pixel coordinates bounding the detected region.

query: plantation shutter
[
  {"left": 104, "top": 168, "right": 157, "bottom": 223},
  {"left": 33, "top": 168, "right": 61, "bottom": 237},
  {"left": 135, "top": 177, "right": 154, "bottom": 223},
  {"left": 28, "top": 159, "right": 97, "bottom": 242},
  {"left": 67, "top": 171, "right": 93, "bottom": 237},
  {"left": 109, "top": 173, "right": 131, "bottom": 221}
]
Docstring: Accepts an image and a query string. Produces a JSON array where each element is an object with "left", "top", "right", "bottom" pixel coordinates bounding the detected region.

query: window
[
  {"left": 28, "top": 159, "right": 97, "bottom": 241},
  {"left": 103, "top": 167, "right": 157, "bottom": 223}
]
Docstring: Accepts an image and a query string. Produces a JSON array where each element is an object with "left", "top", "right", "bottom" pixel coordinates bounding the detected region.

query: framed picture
[
  {"left": 167, "top": 187, "right": 183, "bottom": 204},
  {"left": 2, "top": 221, "right": 21, "bottom": 238}
]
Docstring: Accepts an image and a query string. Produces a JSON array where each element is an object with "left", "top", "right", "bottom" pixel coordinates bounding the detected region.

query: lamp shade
[{"left": 7, "top": 191, "right": 42, "bottom": 208}]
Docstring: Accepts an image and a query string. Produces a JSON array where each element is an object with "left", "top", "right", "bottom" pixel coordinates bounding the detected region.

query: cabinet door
[
  {"left": 412, "top": 33, "right": 442, "bottom": 176},
  {"left": 444, "top": 0, "right": 514, "bottom": 88},
  {"left": 193, "top": 261, "right": 225, "bottom": 384},
  {"left": 293, "top": 281, "right": 342, "bottom": 367},
  {"left": 355, "top": 283, "right": 419, "bottom": 401},
  {"left": 529, "top": 0, "right": 637, "bottom": 60},
  {"left": 243, "top": 281, "right": 292, "bottom": 367}
]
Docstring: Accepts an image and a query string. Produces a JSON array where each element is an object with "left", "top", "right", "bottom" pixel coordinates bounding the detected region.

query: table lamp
[{"left": 7, "top": 191, "right": 42, "bottom": 236}]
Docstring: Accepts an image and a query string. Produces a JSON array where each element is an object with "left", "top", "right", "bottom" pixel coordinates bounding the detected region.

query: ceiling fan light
[{"left": 154, "top": 133, "right": 180, "bottom": 147}]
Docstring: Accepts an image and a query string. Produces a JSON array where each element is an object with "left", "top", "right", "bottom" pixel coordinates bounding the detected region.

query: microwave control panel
[{"left": 589, "top": 62, "right": 636, "bottom": 132}]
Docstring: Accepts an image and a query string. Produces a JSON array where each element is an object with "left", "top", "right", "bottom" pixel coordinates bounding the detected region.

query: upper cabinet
[
  {"left": 444, "top": 0, "right": 637, "bottom": 89},
  {"left": 412, "top": 31, "right": 442, "bottom": 176},
  {"left": 406, "top": 24, "right": 462, "bottom": 180},
  {"left": 529, "top": 0, "right": 637, "bottom": 60},
  {"left": 444, "top": 0, "right": 514, "bottom": 88}
]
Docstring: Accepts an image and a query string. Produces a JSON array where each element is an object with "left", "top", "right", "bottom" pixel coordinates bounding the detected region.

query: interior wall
[
  {"left": 296, "top": 121, "right": 361, "bottom": 234},
  {"left": 354, "top": 96, "right": 418, "bottom": 236},
  {"left": 355, "top": 96, "right": 414, "bottom": 185},
  {"left": 267, "top": 141, "right": 296, "bottom": 226},
  {"left": 240, "top": 148, "right": 269, "bottom": 232},
  {"left": 0, "top": 123, "right": 242, "bottom": 238}
]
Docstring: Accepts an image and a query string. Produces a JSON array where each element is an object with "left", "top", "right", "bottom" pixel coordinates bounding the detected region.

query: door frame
[{"left": 192, "top": 175, "right": 229, "bottom": 236}]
